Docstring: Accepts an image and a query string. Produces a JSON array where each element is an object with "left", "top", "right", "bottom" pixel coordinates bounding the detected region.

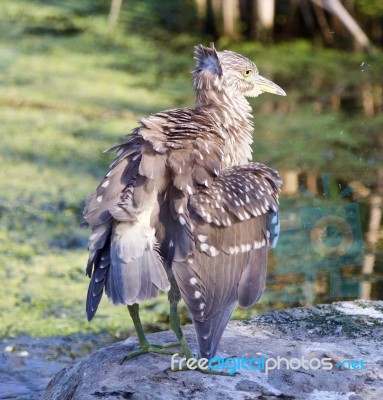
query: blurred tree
[
  {"left": 311, "top": 0, "right": 372, "bottom": 51},
  {"left": 106, "top": 1, "right": 381, "bottom": 50},
  {"left": 256, "top": 0, "right": 276, "bottom": 41},
  {"left": 108, "top": 0, "right": 123, "bottom": 29},
  {"left": 222, "top": 0, "right": 240, "bottom": 38},
  {"left": 193, "top": 0, "right": 379, "bottom": 50},
  {"left": 197, "top": 0, "right": 240, "bottom": 39},
  {"left": 362, "top": 168, "right": 383, "bottom": 299}
]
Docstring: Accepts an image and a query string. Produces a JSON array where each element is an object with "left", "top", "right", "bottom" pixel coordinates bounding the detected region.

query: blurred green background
[{"left": 0, "top": 0, "right": 382, "bottom": 339}]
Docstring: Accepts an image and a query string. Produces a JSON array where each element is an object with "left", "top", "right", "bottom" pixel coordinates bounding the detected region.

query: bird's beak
[{"left": 255, "top": 75, "right": 286, "bottom": 96}]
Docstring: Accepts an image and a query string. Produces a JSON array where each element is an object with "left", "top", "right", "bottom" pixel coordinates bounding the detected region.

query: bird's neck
[{"left": 195, "top": 89, "right": 254, "bottom": 168}]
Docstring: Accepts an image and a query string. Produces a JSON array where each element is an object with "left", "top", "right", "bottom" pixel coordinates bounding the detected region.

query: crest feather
[{"left": 193, "top": 43, "right": 222, "bottom": 76}]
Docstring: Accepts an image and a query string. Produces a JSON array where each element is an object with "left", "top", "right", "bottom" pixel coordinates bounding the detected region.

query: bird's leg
[
  {"left": 167, "top": 301, "right": 194, "bottom": 359},
  {"left": 127, "top": 303, "right": 149, "bottom": 348},
  {"left": 120, "top": 303, "right": 178, "bottom": 364},
  {"left": 162, "top": 274, "right": 195, "bottom": 357}
]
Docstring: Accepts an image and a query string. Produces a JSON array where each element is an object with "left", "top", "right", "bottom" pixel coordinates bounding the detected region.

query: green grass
[{"left": 0, "top": 1, "right": 196, "bottom": 338}]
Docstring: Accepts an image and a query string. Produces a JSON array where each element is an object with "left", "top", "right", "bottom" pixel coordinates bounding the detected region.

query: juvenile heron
[{"left": 84, "top": 44, "right": 285, "bottom": 363}]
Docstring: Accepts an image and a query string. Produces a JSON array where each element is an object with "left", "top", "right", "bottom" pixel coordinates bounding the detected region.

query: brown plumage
[{"left": 84, "top": 44, "right": 285, "bottom": 359}]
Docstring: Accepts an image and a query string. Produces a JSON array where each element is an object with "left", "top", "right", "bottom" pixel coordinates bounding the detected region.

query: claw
[{"left": 120, "top": 343, "right": 183, "bottom": 364}]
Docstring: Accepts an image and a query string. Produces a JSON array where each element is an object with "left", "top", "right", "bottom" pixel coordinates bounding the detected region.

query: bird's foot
[
  {"left": 209, "top": 355, "right": 237, "bottom": 367},
  {"left": 120, "top": 342, "right": 182, "bottom": 364}
]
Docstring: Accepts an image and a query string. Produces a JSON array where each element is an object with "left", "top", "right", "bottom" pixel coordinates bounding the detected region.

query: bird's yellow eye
[{"left": 242, "top": 69, "right": 253, "bottom": 78}]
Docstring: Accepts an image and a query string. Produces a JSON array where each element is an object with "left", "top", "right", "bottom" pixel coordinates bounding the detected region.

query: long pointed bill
[{"left": 256, "top": 75, "right": 286, "bottom": 96}]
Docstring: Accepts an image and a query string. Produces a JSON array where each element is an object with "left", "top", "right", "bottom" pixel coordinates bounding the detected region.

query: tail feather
[
  {"left": 106, "top": 248, "right": 169, "bottom": 305},
  {"left": 106, "top": 222, "right": 170, "bottom": 305},
  {"left": 86, "top": 242, "right": 111, "bottom": 321},
  {"left": 193, "top": 302, "right": 236, "bottom": 359},
  {"left": 86, "top": 221, "right": 170, "bottom": 319}
]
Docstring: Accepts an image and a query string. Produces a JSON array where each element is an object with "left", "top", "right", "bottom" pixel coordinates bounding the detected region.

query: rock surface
[{"left": 43, "top": 301, "right": 383, "bottom": 400}]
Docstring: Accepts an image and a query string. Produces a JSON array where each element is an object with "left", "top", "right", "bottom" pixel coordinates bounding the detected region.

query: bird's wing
[
  {"left": 83, "top": 132, "right": 142, "bottom": 319},
  {"left": 84, "top": 108, "right": 222, "bottom": 320},
  {"left": 84, "top": 129, "right": 173, "bottom": 320},
  {"left": 138, "top": 109, "right": 225, "bottom": 264},
  {"left": 171, "top": 163, "right": 282, "bottom": 358}
]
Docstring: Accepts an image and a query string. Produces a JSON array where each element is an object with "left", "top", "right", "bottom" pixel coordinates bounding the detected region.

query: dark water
[
  {"left": 261, "top": 174, "right": 382, "bottom": 312},
  {"left": 0, "top": 334, "right": 114, "bottom": 400}
]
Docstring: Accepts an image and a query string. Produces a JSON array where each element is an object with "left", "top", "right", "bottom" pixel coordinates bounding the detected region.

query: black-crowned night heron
[{"left": 84, "top": 44, "right": 285, "bottom": 365}]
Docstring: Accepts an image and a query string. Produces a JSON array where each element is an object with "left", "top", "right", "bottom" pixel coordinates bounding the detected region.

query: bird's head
[{"left": 193, "top": 43, "right": 286, "bottom": 98}]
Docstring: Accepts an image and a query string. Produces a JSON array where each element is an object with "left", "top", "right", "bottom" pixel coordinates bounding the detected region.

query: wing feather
[{"left": 172, "top": 163, "right": 281, "bottom": 357}]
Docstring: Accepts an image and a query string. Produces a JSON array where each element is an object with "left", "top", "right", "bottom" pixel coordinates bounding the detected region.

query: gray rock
[{"left": 43, "top": 301, "right": 383, "bottom": 400}]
